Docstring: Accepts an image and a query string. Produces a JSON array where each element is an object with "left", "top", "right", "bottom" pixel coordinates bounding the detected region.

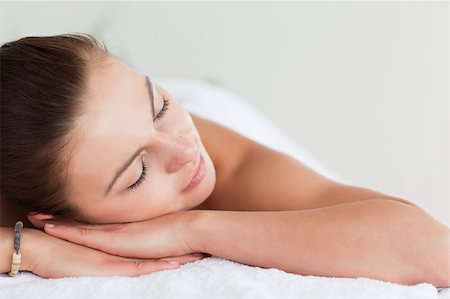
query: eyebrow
[
  {"left": 104, "top": 76, "right": 156, "bottom": 196},
  {"left": 146, "top": 75, "right": 156, "bottom": 119}
]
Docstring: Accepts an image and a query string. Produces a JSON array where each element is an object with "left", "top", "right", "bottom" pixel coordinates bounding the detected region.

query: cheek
[
  {"left": 118, "top": 181, "right": 177, "bottom": 221},
  {"left": 79, "top": 187, "right": 172, "bottom": 223}
]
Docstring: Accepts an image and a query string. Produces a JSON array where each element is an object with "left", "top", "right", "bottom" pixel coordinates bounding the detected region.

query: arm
[
  {"left": 189, "top": 199, "right": 449, "bottom": 287},
  {"left": 38, "top": 201, "right": 448, "bottom": 285},
  {"left": 0, "top": 225, "right": 205, "bottom": 278},
  {"left": 0, "top": 227, "right": 34, "bottom": 274}
]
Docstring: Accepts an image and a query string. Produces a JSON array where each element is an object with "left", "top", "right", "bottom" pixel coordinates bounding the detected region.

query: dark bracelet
[{"left": 8, "top": 221, "right": 23, "bottom": 277}]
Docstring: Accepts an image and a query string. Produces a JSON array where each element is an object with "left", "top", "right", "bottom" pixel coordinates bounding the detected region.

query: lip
[{"left": 182, "top": 154, "right": 206, "bottom": 192}]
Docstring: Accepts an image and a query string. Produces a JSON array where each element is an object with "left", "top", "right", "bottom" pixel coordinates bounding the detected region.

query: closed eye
[
  {"left": 128, "top": 158, "right": 147, "bottom": 190},
  {"left": 127, "top": 96, "right": 170, "bottom": 191},
  {"left": 154, "top": 96, "right": 170, "bottom": 121}
]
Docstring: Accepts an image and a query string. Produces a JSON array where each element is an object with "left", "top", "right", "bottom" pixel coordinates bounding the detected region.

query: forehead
[{"left": 66, "top": 58, "right": 151, "bottom": 200}]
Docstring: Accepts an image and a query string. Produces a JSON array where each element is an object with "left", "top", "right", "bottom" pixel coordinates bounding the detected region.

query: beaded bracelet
[{"left": 8, "top": 221, "right": 23, "bottom": 277}]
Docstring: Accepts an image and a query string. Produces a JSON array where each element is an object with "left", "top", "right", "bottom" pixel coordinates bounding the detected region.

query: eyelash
[
  {"left": 127, "top": 96, "right": 170, "bottom": 191},
  {"left": 128, "top": 159, "right": 147, "bottom": 190},
  {"left": 155, "top": 97, "right": 170, "bottom": 120}
]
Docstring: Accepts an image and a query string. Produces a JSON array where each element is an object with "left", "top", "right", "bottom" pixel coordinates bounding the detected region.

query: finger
[
  {"left": 44, "top": 223, "right": 120, "bottom": 254},
  {"left": 47, "top": 220, "right": 127, "bottom": 231},
  {"left": 105, "top": 259, "right": 180, "bottom": 277},
  {"left": 74, "top": 223, "right": 127, "bottom": 231},
  {"left": 27, "top": 215, "right": 82, "bottom": 229},
  {"left": 160, "top": 253, "right": 208, "bottom": 265},
  {"left": 29, "top": 217, "right": 87, "bottom": 229}
]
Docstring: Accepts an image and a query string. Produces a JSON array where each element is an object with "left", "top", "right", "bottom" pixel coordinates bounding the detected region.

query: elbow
[
  {"left": 425, "top": 227, "right": 450, "bottom": 288},
  {"left": 406, "top": 210, "right": 450, "bottom": 288},
  {"left": 379, "top": 199, "right": 449, "bottom": 287}
]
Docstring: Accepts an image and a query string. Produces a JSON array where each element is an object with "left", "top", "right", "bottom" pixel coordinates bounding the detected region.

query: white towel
[{"left": 0, "top": 257, "right": 442, "bottom": 299}]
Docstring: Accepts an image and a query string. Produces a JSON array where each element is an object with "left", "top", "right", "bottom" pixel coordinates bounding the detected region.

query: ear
[{"left": 27, "top": 213, "right": 55, "bottom": 229}]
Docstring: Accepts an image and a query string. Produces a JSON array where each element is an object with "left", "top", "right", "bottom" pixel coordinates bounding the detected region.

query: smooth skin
[{"left": 1, "top": 55, "right": 448, "bottom": 285}]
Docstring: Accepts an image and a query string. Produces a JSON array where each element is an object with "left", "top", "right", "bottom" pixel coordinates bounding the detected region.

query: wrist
[
  {"left": 182, "top": 210, "right": 208, "bottom": 253},
  {"left": 20, "top": 228, "right": 44, "bottom": 272},
  {"left": 1, "top": 227, "right": 36, "bottom": 274}
]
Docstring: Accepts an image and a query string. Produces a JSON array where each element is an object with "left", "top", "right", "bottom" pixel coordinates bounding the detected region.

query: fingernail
[
  {"left": 160, "top": 257, "right": 177, "bottom": 261},
  {"left": 166, "top": 261, "right": 179, "bottom": 267},
  {"left": 45, "top": 223, "right": 55, "bottom": 228}
]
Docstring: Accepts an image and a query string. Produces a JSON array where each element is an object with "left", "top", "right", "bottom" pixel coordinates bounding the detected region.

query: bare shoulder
[
  {"left": 189, "top": 112, "right": 333, "bottom": 211},
  {"left": 190, "top": 113, "right": 415, "bottom": 212}
]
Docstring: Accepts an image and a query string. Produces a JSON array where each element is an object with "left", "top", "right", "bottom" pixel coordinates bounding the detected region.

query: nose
[{"left": 157, "top": 133, "right": 198, "bottom": 174}]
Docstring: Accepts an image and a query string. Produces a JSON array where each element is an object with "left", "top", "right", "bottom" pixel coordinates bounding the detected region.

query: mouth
[{"left": 182, "top": 153, "right": 206, "bottom": 192}]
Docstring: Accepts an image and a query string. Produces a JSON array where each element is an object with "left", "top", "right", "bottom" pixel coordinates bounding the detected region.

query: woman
[{"left": 1, "top": 33, "right": 448, "bottom": 286}]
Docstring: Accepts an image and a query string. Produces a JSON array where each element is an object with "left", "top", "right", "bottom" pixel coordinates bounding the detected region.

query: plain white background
[{"left": 1, "top": 1, "right": 448, "bottom": 225}]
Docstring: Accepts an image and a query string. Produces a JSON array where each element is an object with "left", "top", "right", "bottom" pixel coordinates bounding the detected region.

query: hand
[
  {"left": 21, "top": 228, "right": 206, "bottom": 278},
  {"left": 41, "top": 211, "right": 203, "bottom": 260}
]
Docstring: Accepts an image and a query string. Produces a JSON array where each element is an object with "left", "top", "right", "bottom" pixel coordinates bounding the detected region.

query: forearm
[
  {"left": 191, "top": 199, "right": 449, "bottom": 286},
  {"left": 0, "top": 227, "right": 14, "bottom": 274}
]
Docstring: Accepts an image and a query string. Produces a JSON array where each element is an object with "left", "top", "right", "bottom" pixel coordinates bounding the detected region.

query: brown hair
[{"left": 1, "top": 33, "right": 109, "bottom": 219}]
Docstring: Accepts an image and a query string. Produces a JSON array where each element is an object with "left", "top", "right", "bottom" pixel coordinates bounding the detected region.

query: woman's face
[{"left": 65, "top": 56, "right": 216, "bottom": 224}]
